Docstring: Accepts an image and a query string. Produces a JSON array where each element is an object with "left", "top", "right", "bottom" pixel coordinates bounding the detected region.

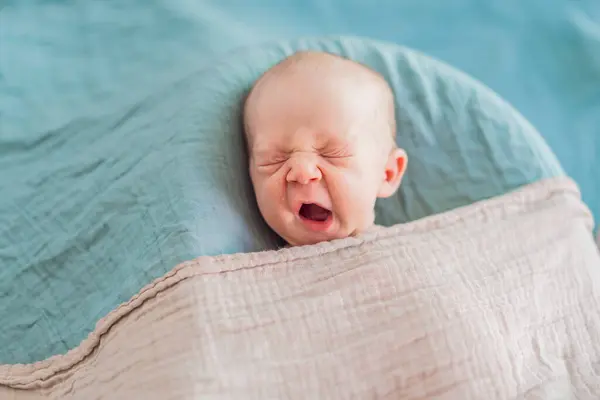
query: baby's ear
[{"left": 377, "top": 148, "right": 407, "bottom": 198}]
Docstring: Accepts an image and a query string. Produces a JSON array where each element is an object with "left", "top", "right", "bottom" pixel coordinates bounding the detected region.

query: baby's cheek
[
  {"left": 338, "top": 172, "right": 377, "bottom": 211},
  {"left": 328, "top": 172, "right": 359, "bottom": 210},
  {"left": 260, "top": 179, "right": 285, "bottom": 205},
  {"left": 334, "top": 169, "right": 364, "bottom": 193}
]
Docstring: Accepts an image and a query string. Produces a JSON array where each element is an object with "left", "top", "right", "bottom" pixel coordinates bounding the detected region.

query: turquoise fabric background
[{"left": 0, "top": 0, "right": 596, "bottom": 364}]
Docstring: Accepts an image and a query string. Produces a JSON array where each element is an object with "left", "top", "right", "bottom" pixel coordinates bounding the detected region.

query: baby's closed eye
[
  {"left": 320, "top": 146, "right": 354, "bottom": 163},
  {"left": 254, "top": 152, "right": 289, "bottom": 169},
  {"left": 322, "top": 150, "right": 352, "bottom": 158},
  {"left": 317, "top": 139, "right": 354, "bottom": 159},
  {"left": 252, "top": 148, "right": 285, "bottom": 162}
]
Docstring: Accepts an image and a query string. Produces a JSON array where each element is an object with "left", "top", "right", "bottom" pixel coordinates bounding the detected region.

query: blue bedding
[{"left": 1, "top": 0, "right": 598, "bottom": 364}]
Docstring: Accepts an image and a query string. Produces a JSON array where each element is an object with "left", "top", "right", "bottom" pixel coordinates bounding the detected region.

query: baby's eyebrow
[
  {"left": 251, "top": 148, "right": 286, "bottom": 159},
  {"left": 317, "top": 137, "right": 351, "bottom": 151}
]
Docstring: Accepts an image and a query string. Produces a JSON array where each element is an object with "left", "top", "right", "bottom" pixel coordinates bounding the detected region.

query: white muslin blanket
[{"left": 1, "top": 177, "right": 599, "bottom": 399}]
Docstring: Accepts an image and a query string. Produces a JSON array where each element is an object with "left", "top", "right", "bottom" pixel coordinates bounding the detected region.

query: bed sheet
[{"left": 1, "top": 0, "right": 598, "bottom": 364}]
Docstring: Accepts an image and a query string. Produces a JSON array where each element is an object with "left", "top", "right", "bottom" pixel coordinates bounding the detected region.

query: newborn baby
[{"left": 243, "top": 51, "right": 407, "bottom": 246}]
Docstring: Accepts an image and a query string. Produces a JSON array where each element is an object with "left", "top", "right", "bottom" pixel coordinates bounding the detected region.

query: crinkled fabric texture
[
  {"left": 1, "top": 177, "right": 599, "bottom": 399},
  {"left": 0, "top": 8, "right": 571, "bottom": 364}
]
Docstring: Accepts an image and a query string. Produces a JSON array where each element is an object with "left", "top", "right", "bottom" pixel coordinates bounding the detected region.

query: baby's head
[{"left": 243, "top": 51, "right": 407, "bottom": 246}]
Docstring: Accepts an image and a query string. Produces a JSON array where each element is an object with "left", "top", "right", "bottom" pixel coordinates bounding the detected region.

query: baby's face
[{"left": 247, "top": 68, "right": 404, "bottom": 246}]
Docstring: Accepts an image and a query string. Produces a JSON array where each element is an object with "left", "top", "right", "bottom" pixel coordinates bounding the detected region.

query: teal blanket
[{"left": 1, "top": 0, "right": 598, "bottom": 364}]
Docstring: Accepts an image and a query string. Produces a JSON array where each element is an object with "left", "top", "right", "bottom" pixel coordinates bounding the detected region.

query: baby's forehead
[{"left": 248, "top": 71, "right": 383, "bottom": 130}]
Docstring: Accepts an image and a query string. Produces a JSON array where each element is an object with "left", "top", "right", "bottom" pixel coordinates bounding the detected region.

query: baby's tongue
[{"left": 301, "top": 204, "right": 330, "bottom": 221}]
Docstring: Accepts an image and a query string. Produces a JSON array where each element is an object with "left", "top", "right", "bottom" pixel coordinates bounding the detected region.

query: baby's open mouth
[{"left": 299, "top": 203, "right": 332, "bottom": 222}]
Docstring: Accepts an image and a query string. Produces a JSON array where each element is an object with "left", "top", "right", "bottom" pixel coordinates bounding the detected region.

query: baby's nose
[{"left": 286, "top": 155, "right": 322, "bottom": 184}]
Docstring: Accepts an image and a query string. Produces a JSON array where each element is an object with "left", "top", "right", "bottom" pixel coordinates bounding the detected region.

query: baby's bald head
[{"left": 243, "top": 51, "right": 397, "bottom": 151}]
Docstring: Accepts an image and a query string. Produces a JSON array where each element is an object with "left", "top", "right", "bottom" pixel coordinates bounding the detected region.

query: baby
[{"left": 243, "top": 51, "right": 407, "bottom": 246}]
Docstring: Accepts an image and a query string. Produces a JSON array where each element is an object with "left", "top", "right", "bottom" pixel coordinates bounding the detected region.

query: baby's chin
[
  {"left": 280, "top": 224, "right": 372, "bottom": 247},
  {"left": 285, "top": 234, "right": 333, "bottom": 247},
  {"left": 277, "top": 226, "right": 338, "bottom": 247}
]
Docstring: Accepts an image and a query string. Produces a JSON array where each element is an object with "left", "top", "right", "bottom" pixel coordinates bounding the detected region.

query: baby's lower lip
[{"left": 298, "top": 213, "right": 333, "bottom": 232}]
